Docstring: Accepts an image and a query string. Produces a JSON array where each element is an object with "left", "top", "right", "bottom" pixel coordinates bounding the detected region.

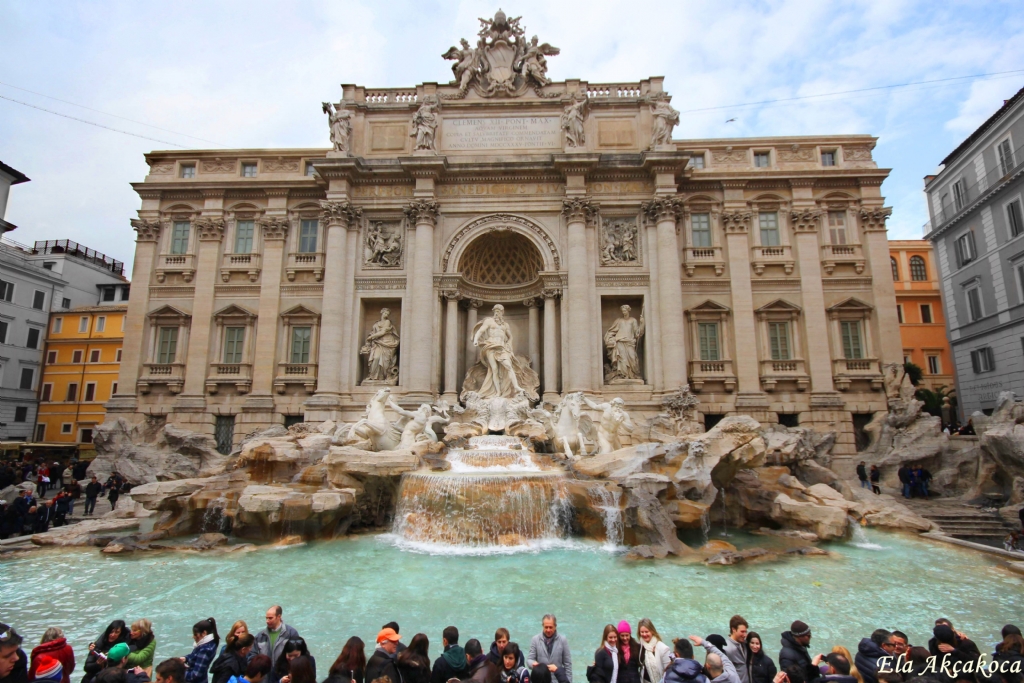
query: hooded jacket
[
  {"left": 430, "top": 646, "right": 467, "bottom": 683},
  {"left": 854, "top": 639, "right": 888, "bottom": 683},
  {"left": 487, "top": 645, "right": 524, "bottom": 671},
  {"left": 466, "top": 656, "right": 499, "bottom": 683},
  {"left": 664, "top": 659, "right": 708, "bottom": 683},
  {"left": 209, "top": 649, "right": 247, "bottom": 683},
  {"left": 778, "top": 633, "right": 818, "bottom": 683},
  {"left": 29, "top": 638, "right": 75, "bottom": 683},
  {"left": 746, "top": 651, "right": 776, "bottom": 683}
]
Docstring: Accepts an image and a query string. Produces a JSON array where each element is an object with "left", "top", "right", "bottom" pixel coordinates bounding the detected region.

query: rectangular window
[
  {"left": 80, "top": 428, "right": 94, "bottom": 444},
  {"left": 955, "top": 231, "right": 976, "bottom": 266},
  {"left": 0, "top": 320, "right": 6, "bottom": 344},
  {"left": 920, "top": 304, "right": 933, "bottom": 324},
  {"left": 927, "top": 355, "right": 941, "bottom": 374},
  {"left": 19, "top": 368, "right": 34, "bottom": 390},
  {"left": 305, "top": 162, "right": 316, "bottom": 176},
  {"left": 828, "top": 211, "right": 847, "bottom": 244},
  {"left": 896, "top": 305, "right": 904, "bottom": 324},
  {"left": 120, "top": 286, "right": 130, "bottom": 301},
  {"left": 78, "top": 316, "right": 89, "bottom": 333},
  {"left": 35, "top": 424, "right": 45, "bottom": 441},
  {"left": 14, "top": 406, "right": 27, "bottom": 422},
  {"left": 840, "top": 320, "right": 864, "bottom": 359},
  {"left": 768, "top": 321, "right": 791, "bottom": 360},
  {"left": 966, "top": 285, "right": 984, "bottom": 322},
  {"left": 971, "top": 347, "right": 995, "bottom": 373},
  {"left": 102, "top": 286, "right": 116, "bottom": 302},
  {"left": 84, "top": 383, "right": 96, "bottom": 402},
  {"left": 690, "top": 213, "right": 712, "bottom": 247},
  {"left": 115, "top": 348, "right": 122, "bottom": 362},
  {"left": 1008, "top": 199, "right": 1023, "bottom": 237},
  {"left": 821, "top": 150, "right": 836, "bottom": 166},
  {"left": 52, "top": 317, "right": 63, "bottom": 333},
  {"left": 157, "top": 327, "right": 179, "bottom": 364},
  {"left": 111, "top": 381, "right": 118, "bottom": 395},
  {"left": 61, "top": 423, "right": 72, "bottom": 434},
  {"left": 298, "top": 219, "right": 319, "bottom": 253},
  {"left": 690, "top": 154, "right": 705, "bottom": 170},
  {"left": 759, "top": 212, "right": 780, "bottom": 246},
  {"left": 96, "top": 316, "right": 106, "bottom": 332},
  {"left": 290, "top": 327, "right": 312, "bottom": 364},
  {"left": 215, "top": 415, "right": 236, "bottom": 455},
  {"left": 41, "top": 383, "right": 52, "bottom": 402},
  {"left": 171, "top": 221, "right": 190, "bottom": 254},
  {"left": 697, "top": 322, "right": 720, "bottom": 361},
  {"left": 998, "top": 139, "right": 1015, "bottom": 176},
  {"left": 241, "top": 162, "right": 258, "bottom": 177},
  {"left": 89, "top": 349, "right": 101, "bottom": 363},
  {"left": 46, "top": 351, "right": 57, "bottom": 364},
  {"left": 66, "top": 383, "right": 78, "bottom": 402},
  {"left": 223, "top": 326, "right": 246, "bottom": 364},
  {"left": 61, "top": 297, "right": 71, "bottom": 308},
  {"left": 952, "top": 178, "right": 967, "bottom": 210},
  {"left": 72, "top": 350, "right": 83, "bottom": 364},
  {"left": 754, "top": 151, "right": 771, "bottom": 168},
  {"left": 180, "top": 163, "right": 196, "bottom": 179},
  {"left": 0, "top": 279, "right": 12, "bottom": 302},
  {"left": 26, "top": 328, "right": 40, "bottom": 349},
  {"left": 235, "top": 220, "right": 255, "bottom": 253},
  {"left": 32, "top": 290, "right": 46, "bottom": 310}
]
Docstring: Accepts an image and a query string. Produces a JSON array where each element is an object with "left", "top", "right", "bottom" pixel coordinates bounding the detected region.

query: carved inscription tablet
[{"left": 442, "top": 116, "right": 561, "bottom": 151}]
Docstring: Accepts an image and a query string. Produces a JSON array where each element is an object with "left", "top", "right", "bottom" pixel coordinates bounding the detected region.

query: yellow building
[{"left": 36, "top": 305, "right": 127, "bottom": 449}]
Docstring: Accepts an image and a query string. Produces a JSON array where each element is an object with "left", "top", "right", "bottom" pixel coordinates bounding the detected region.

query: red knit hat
[{"left": 35, "top": 655, "right": 64, "bottom": 682}]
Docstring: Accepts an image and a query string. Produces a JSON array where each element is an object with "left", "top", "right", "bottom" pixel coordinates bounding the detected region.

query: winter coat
[
  {"left": 254, "top": 625, "right": 301, "bottom": 669},
  {"left": 268, "top": 657, "right": 315, "bottom": 683},
  {"left": 663, "top": 659, "right": 708, "bottom": 683},
  {"left": 466, "top": 657, "right": 499, "bottom": 683},
  {"left": 323, "top": 669, "right": 363, "bottom": 683},
  {"left": 126, "top": 636, "right": 156, "bottom": 671},
  {"left": 488, "top": 645, "right": 524, "bottom": 671},
  {"left": 639, "top": 640, "right": 671, "bottom": 683},
  {"left": 430, "top": 646, "right": 467, "bottom": 683},
  {"left": 184, "top": 640, "right": 219, "bottom": 683},
  {"left": 29, "top": 638, "right": 76, "bottom": 683},
  {"left": 1, "top": 650, "right": 29, "bottom": 683},
  {"left": 778, "top": 633, "right": 818, "bottom": 683},
  {"left": 365, "top": 650, "right": 399, "bottom": 683},
  {"left": 210, "top": 650, "right": 247, "bottom": 683},
  {"left": 617, "top": 641, "right": 641, "bottom": 683},
  {"left": 95, "top": 668, "right": 151, "bottom": 683},
  {"left": 590, "top": 648, "right": 618, "bottom": 683},
  {"left": 746, "top": 652, "right": 776, "bottom": 683},
  {"left": 819, "top": 676, "right": 857, "bottom": 683},
  {"left": 855, "top": 639, "right": 888, "bottom": 683},
  {"left": 83, "top": 634, "right": 130, "bottom": 683},
  {"left": 856, "top": 465, "right": 867, "bottom": 481},
  {"left": 85, "top": 483, "right": 102, "bottom": 499},
  {"left": 703, "top": 643, "right": 739, "bottom": 683},
  {"left": 499, "top": 666, "right": 529, "bottom": 683},
  {"left": 722, "top": 641, "right": 748, "bottom": 683},
  {"left": 529, "top": 634, "right": 572, "bottom": 683},
  {"left": 396, "top": 656, "right": 432, "bottom": 683}
]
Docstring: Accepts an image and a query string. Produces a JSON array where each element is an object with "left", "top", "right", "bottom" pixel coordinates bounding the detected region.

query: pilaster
[
  {"left": 178, "top": 215, "right": 225, "bottom": 406},
  {"left": 860, "top": 206, "right": 902, "bottom": 365},
  {"left": 562, "top": 197, "right": 599, "bottom": 392},
  {"left": 248, "top": 217, "right": 289, "bottom": 407},
  {"left": 404, "top": 199, "right": 440, "bottom": 401},
  {"left": 642, "top": 196, "right": 687, "bottom": 392}
]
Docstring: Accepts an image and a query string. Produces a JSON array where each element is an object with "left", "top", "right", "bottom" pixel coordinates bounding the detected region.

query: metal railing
[
  {"left": 33, "top": 239, "right": 125, "bottom": 275},
  {"left": 930, "top": 138, "right": 1024, "bottom": 232}
]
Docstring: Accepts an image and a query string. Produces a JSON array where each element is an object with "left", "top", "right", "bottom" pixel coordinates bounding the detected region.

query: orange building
[
  {"left": 35, "top": 305, "right": 126, "bottom": 451},
  {"left": 889, "top": 240, "right": 955, "bottom": 393}
]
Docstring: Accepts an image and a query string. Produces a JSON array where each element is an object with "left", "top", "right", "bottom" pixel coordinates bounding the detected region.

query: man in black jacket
[
  {"left": 855, "top": 631, "right": 894, "bottom": 683},
  {"left": 84, "top": 476, "right": 102, "bottom": 516},
  {"left": 779, "top": 622, "right": 821, "bottom": 683},
  {"left": 819, "top": 654, "right": 856, "bottom": 683},
  {"left": 431, "top": 627, "right": 467, "bottom": 683},
  {"left": 0, "top": 624, "right": 28, "bottom": 683},
  {"left": 366, "top": 629, "right": 401, "bottom": 683},
  {"left": 464, "top": 641, "right": 498, "bottom": 683},
  {"left": 857, "top": 463, "right": 870, "bottom": 489}
]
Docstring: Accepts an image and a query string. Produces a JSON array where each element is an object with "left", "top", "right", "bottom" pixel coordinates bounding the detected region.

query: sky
[{"left": 2, "top": 0, "right": 1023, "bottom": 278}]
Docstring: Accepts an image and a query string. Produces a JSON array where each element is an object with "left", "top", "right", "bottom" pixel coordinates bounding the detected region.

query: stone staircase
[{"left": 908, "top": 500, "right": 1014, "bottom": 545}]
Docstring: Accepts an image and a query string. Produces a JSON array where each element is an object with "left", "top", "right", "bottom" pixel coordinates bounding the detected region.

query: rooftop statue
[{"left": 322, "top": 102, "right": 352, "bottom": 155}]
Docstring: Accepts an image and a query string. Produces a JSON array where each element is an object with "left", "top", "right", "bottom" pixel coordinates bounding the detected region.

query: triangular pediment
[
  {"left": 689, "top": 299, "right": 731, "bottom": 313},
  {"left": 827, "top": 297, "right": 873, "bottom": 312},
  {"left": 280, "top": 304, "right": 320, "bottom": 320},
  {"left": 756, "top": 299, "right": 802, "bottom": 313},
  {"left": 147, "top": 304, "right": 190, "bottom": 320},
  {"left": 213, "top": 304, "right": 256, "bottom": 320}
]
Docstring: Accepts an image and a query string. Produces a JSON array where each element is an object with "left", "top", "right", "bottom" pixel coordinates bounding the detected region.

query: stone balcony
[
  {"left": 688, "top": 359, "right": 737, "bottom": 392},
  {"left": 206, "top": 363, "right": 252, "bottom": 394},
  {"left": 832, "top": 357, "right": 884, "bottom": 391},
  {"left": 286, "top": 252, "right": 325, "bottom": 281},
  {"left": 138, "top": 362, "right": 185, "bottom": 394},
  {"left": 682, "top": 246, "right": 726, "bottom": 276},
  {"left": 274, "top": 362, "right": 318, "bottom": 393},
  {"left": 751, "top": 245, "right": 795, "bottom": 275},
  {"left": 759, "top": 359, "right": 810, "bottom": 392},
  {"left": 220, "top": 252, "right": 262, "bottom": 282},
  {"left": 820, "top": 243, "right": 865, "bottom": 275},
  {"left": 155, "top": 253, "right": 195, "bottom": 283}
]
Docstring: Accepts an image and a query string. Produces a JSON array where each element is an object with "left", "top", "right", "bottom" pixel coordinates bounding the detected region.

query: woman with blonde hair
[
  {"left": 591, "top": 625, "right": 620, "bottom": 683},
  {"left": 636, "top": 620, "right": 670, "bottom": 683},
  {"left": 831, "top": 646, "right": 863, "bottom": 683},
  {"left": 224, "top": 622, "right": 254, "bottom": 661},
  {"left": 126, "top": 620, "right": 156, "bottom": 672}
]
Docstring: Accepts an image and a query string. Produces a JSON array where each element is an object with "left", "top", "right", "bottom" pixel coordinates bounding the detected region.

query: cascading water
[
  {"left": 848, "top": 514, "right": 884, "bottom": 550},
  {"left": 587, "top": 485, "right": 624, "bottom": 550},
  {"left": 391, "top": 435, "right": 572, "bottom": 552},
  {"left": 700, "top": 507, "right": 711, "bottom": 546}
]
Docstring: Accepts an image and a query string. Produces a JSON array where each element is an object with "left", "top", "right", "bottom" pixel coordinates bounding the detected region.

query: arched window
[
  {"left": 910, "top": 255, "right": 927, "bottom": 281},
  {"left": 891, "top": 256, "right": 899, "bottom": 281}
]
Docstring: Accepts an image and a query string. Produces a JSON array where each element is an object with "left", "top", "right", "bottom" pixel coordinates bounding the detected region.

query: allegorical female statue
[
  {"left": 360, "top": 308, "right": 400, "bottom": 385},
  {"left": 604, "top": 304, "right": 645, "bottom": 382},
  {"left": 461, "top": 304, "right": 539, "bottom": 401},
  {"left": 322, "top": 102, "right": 352, "bottom": 155}
]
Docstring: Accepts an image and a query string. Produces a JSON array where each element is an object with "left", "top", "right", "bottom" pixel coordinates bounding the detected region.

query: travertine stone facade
[{"left": 108, "top": 13, "right": 900, "bottom": 463}]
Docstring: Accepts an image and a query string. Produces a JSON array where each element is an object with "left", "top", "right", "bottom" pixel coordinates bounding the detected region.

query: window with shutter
[
  {"left": 768, "top": 322, "right": 791, "bottom": 360},
  {"left": 1007, "top": 199, "right": 1023, "bottom": 237},
  {"left": 291, "top": 327, "right": 312, "bottom": 363},
  {"left": 235, "top": 220, "right": 255, "bottom": 253},
  {"left": 998, "top": 139, "right": 1015, "bottom": 176},
  {"left": 828, "top": 211, "right": 847, "bottom": 244},
  {"left": 698, "top": 323, "right": 720, "bottom": 361},
  {"left": 223, "top": 327, "right": 246, "bottom": 364},
  {"left": 690, "top": 213, "right": 711, "bottom": 247},
  {"left": 157, "top": 327, "right": 178, "bottom": 364},
  {"left": 966, "top": 285, "right": 984, "bottom": 322},
  {"left": 840, "top": 321, "right": 863, "bottom": 359},
  {"left": 759, "top": 212, "right": 780, "bottom": 246}
]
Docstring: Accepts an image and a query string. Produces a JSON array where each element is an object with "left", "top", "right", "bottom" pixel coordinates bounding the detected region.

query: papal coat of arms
[{"left": 442, "top": 9, "right": 560, "bottom": 98}]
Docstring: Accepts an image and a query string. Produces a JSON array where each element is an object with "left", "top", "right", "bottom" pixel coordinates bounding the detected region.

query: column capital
[
  {"left": 859, "top": 207, "right": 892, "bottom": 232},
  {"left": 194, "top": 217, "right": 226, "bottom": 241},
  {"left": 523, "top": 297, "right": 538, "bottom": 308},
  {"left": 320, "top": 200, "right": 363, "bottom": 228},
  {"left": 131, "top": 218, "right": 162, "bottom": 242},
  {"left": 790, "top": 209, "right": 824, "bottom": 232},
  {"left": 561, "top": 197, "right": 599, "bottom": 224},
  {"left": 642, "top": 196, "right": 684, "bottom": 223},
  {"left": 466, "top": 298, "right": 483, "bottom": 309},
  {"left": 404, "top": 199, "right": 440, "bottom": 226},
  {"left": 542, "top": 287, "right": 562, "bottom": 300},
  {"left": 442, "top": 289, "right": 462, "bottom": 301},
  {"left": 720, "top": 211, "right": 753, "bottom": 233},
  {"left": 259, "top": 216, "right": 290, "bottom": 241}
]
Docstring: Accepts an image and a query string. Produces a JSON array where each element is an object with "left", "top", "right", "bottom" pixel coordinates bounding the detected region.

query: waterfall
[
  {"left": 847, "top": 514, "right": 883, "bottom": 550},
  {"left": 200, "top": 495, "right": 230, "bottom": 534},
  {"left": 700, "top": 506, "right": 711, "bottom": 546},
  {"left": 588, "top": 485, "right": 623, "bottom": 550},
  {"left": 718, "top": 487, "right": 729, "bottom": 537}
]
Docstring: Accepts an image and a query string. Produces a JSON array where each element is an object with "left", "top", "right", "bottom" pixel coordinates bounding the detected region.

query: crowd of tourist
[{"left": 1, "top": 609, "right": 1021, "bottom": 683}]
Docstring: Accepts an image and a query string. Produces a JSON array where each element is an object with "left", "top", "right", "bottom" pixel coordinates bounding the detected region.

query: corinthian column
[
  {"left": 860, "top": 207, "right": 902, "bottom": 364},
  {"left": 309, "top": 200, "right": 361, "bottom": 408},
  {"left": 442, "top": 290, "right": 461, "bottom": 402},
  {"left": 181, "top": 217, "right": 225, "bottom": 398},
  {"left": 642, "top": 196, "right": 687, "bottom": 390},
  {"left": 465, "top": 299, "right": 482, "bottom": 367},
  {"left": 249, "top": 217, "right": 289, "bottom": 398},
  {"left": 542, "top": 289, "right": 560, "bottom": 402},
  {"left": 109, "top": 219, "right": 162, "bottom": 412},
  {"left": 525, "top": 298, "right": 540, "bottom": 374},
  {"left": 404, "top": 199, "right": 440, "bottom": 399},
  {"left": 562, "top": 197, "right": 598, "bottom": 393}
]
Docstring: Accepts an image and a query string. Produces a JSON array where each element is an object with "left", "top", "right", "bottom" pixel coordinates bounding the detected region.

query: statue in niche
[
  {"left": 561, "top": 95, "right": 586, "bottom": 149},
  {"left": 365, "top": 222, "right": 403, "bottom": 267},
  {"left": 600, "top": 217, "right": 638, "bottom": 264},
  {"left": 583, "top": 395, "right": 635, "bottom": 454},
  {"left": 604, "top": 304, "right": 645, "bottom": 383},
  {"left": 360, "top": 308, "right": 400, "bottom": 385},
  {"left": 410, "top": 97, "right": 440, "bottom": 152},
  {"left": 649, "top": 96, "right": 680, "bottom": 149},
  {"left": 322, "top": 102, "right": 352, "bottom": 155},
  {"left": 462, "top": 304, "right": 540, "bottom": 401}
]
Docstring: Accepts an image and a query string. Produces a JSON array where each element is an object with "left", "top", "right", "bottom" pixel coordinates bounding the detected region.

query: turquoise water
[{"left": 1, "top": 529, "right": 1019, "bottom": 673}]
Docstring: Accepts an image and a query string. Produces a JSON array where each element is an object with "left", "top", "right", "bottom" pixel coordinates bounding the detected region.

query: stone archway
[
  {"left": 442, "top": 213, "right": 560, "bottom": 274},
  {"left": 459, "top": 231, "right": 543, "bottom": 287}
]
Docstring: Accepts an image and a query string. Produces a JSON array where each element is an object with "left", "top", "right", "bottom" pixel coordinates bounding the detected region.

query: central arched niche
[{"left": 458, "top": 231, "right": 543, "bottom": 286}]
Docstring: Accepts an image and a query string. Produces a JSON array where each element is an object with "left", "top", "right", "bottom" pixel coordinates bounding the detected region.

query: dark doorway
[
  {"left": 852, "top": 413, "right": 875, "bottom": 452},
  {"left": 703, "top": 413, "right": 724, "bottom": 430},
  {"left": 777, "top": 413, "right": 800, "bottom": 428},
  {"left": 215, "top": 415, "right": 236, "bottom": 455}
]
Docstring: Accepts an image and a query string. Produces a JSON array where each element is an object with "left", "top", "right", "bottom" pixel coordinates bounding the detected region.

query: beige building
[{"left": 107, "top": 12, "right": 901, "bottom": 461}]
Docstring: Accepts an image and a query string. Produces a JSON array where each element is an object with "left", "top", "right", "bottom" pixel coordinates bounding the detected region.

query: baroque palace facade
[{"left": 107, "top": 12, "right": 901, "bottom": 460}]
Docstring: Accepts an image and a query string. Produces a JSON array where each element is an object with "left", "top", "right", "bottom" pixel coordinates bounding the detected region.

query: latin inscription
[
  {"left": 442, "top": 116, "right": 561, "bottom": 151},
  {"left": 352, "top": 185, "right": 415, "bottom": 198},
  {"left": 439, "top": 183, "right": 562, "bottom": 197}
]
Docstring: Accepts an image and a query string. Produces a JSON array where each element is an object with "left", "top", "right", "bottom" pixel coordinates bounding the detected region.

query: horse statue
[
  {"left": 344, "top": 387, "right": 402, "bottom": 451},
  {"left": 535, "top": 392, "right": 596, "bottom": 460}
]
